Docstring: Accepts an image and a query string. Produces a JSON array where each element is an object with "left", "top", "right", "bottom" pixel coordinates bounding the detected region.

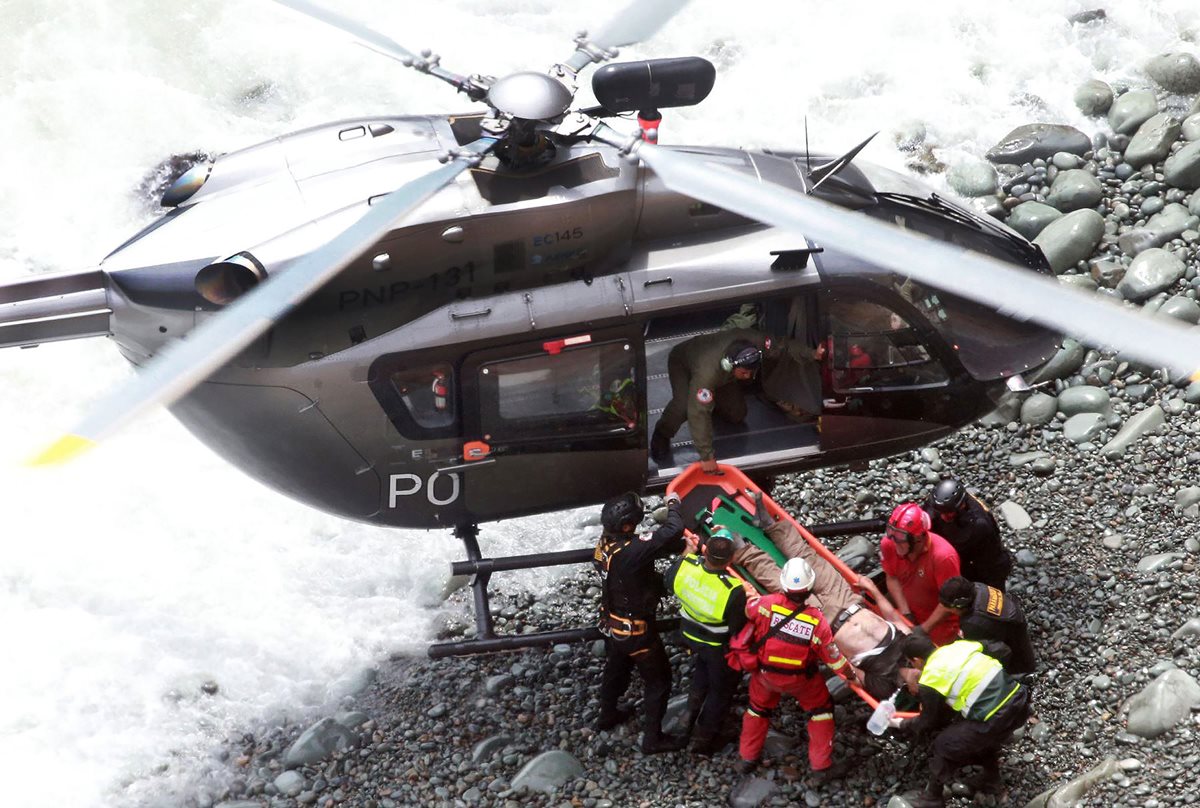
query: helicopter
[{"left": 5, "top": 0, "right": 1200, "bottom": 655}]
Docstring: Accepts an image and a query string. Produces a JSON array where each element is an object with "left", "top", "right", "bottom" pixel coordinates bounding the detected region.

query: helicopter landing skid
[{"left": 427, "top": 517, "right": 883, "bottom": 658}]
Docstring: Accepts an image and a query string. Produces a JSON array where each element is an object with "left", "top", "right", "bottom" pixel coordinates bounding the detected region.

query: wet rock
[
  {"left": 1057, "top": 385, "right": 1111, "bottom": 416},
  {"left": 1124, "top": 113, "right": 1183, "bottom": 168},
  {"left": 1159, "top": 295, "right": 1200, "bottom": 323},
  {"left": 1108, "top": 90, "right": 1159, "bottom": 135},
  {"left": 1031, "top": 457, "right": 1057, "bottom": 476},
  {"left": 1145, "top": 52, "right": 1200, "bottom": 94},
  {"left": 1033, "top": 209, "right": 1106, "bottom": 273},
  {"left": 1045, "top": 169, "right": 1103, "bottom": 212},
  {"left": 1008, "top": 201, "right": 1063, "bottom": 240},
  {"left": 1024, "top": 757, "right": 1120, "bottom": 808},
  {"left": 1119, "top": 203, "right": 1200, "bottom": 256},
  {"left": 1090, "top": 259, "right": 1125, "bottom": 287},
  {"left": 1027, "top": 338, "right": 1086, "bottom": 383},
  {"left": 1172, "top": 617, "right": 1200, "bottom": 640},
  {"left": 996, "top": 500, "right": 1032, "bottom": 530},
  {"left": 730, "top": 777, "right": 777, "bottom": 807},
  {"left": 1184, "top": 113, "right": 1200, "bottom": 142},
  {"left": 1176, "top": 486, "right": 1200, "bottom": 510},
  {"left": 1117, "top": 248, "right": 1187, "bottom": 301},
  {"left": 472, "top": 734, "right": 513, "bottom": 762},
  {"left": 274, "top": 772, "right": 305, "bottom": 798},
  {"left": 947, "top": 160, "right": 997, "bottom": 197},
  {"left": 1165, "top": 140, "right": 1200, "bottom": 190},
  {"left": 1074, "top": 78, "right": 1114, "bottom": 116},
  {"left": 283, "top": 718, "right": 359, "bottom": 769},
  {"left": 1020, "top": 392, "right": 1058, "bottom": 426},
  {"left": 835, "top": 535, "right": 875, "bottom": 565},
  {"left": 1124, "top": 669, "right": 1200, "bottom": 738},
  {"left": 1136, "top": 552, "right": 1183, "bottom": 572},
  {"left": 1063, "top": 412, "right": 1106, "bottom": 444},
  {"left": 510, "top": 750, "right": 583, "bottom": 794},
  {"left": 986, "top": 124, "right": 1090, "bottom": 164},
  {"left": 1101, "top": 404, "right": 1165, "bottom": 457}
]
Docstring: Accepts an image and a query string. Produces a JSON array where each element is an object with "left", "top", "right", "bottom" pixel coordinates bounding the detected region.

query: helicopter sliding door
[
  {"left": 818, "top": 286, "right": 967, "bottom": 455},
  {"left": 459, "top": 325, "right": 646, "bottom": 521}
]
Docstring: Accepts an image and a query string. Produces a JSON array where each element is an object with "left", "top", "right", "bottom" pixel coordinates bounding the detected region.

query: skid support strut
[{"left": 455, "top": 523, "right": 494, "bottom": 641}]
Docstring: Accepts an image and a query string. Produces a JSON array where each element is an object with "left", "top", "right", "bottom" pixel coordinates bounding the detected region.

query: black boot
[
  {"left": 905, "top": 784, "right": 946, "bottom": 808},
  {"left": 650, "top": 426, "right": 672, "bottom": 465},
  {"left": 641, "top": 732, "right": 687, "bottom": 754},
  {"left": 808, "top": 759, "right": 849, "bottom": 786},
  {"left": 964, "top": 760, "right": 1003, "bottom": 793},
  {"left": 595, "top": 707, "right": 633, "bottom": 731},
  {"left": 690, "top": 729, "right": 726, "bottom": 755}
]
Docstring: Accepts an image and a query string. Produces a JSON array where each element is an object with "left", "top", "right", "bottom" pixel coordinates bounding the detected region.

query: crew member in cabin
[
  {"left": 592, "top": 490, "right": 689, "bottom": 754},
  {"left": 665, "top": 529, "right": 751, "bottom": 754}
]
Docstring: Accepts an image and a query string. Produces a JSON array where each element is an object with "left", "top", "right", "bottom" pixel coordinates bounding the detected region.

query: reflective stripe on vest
[
  {"left": 672, "top": 554, "right": 737, "bottom": 646},
  {"left": 918, "top": 640, "right": 1003, "bottom": 717}
]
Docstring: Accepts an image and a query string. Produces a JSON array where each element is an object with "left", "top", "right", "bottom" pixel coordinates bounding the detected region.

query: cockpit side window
[
  {"left": 827, "top": 300, "right": 947, "bottom": 392},
  {"left": 369, "top": 360, "right": 460, "bottom": 439},
  {"left": 479, "top": 340, "right": 637, "bottom": 441}
]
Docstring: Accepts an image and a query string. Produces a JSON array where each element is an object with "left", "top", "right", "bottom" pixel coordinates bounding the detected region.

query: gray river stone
[
  {"left": 1185, "top": 113, "right": 1200, "bottom": 142},
  {"left": 1009, "top": 450, "right": 1051, "bottom": 466},
  {"left": 1117, "top": 248, "right": 1187, "bottom": 301},
  {"left": 1027, "top": 338, "right": 1085, "bottom": 383},
  {"left": 1191, "top": 189, "right": 1200, "bottom": 217},
  {"left": 1176, "top": 486, "right": 1200, "bottom": 509},
  {"left": 472, "top": 734, "right": 513, "bottom": 762},
  {"left": 1165, "top": 140, "right": 1200, "bottom": 190},
  {"left": 511, "top": 750, "right": 583, "bottom": 794},
  {"left": 996, "top": 500, "right": 1032, "bottom": 530},
  {"left": 835, "top": 535, "right": 875, "bottom": 565},
  {"left": 730, "top": 777, "right": 777, "bottom": 808},
  {"left": 1020, "top": 392, "right": 1058, "bottom": 425},
  {"left": 1124, "top": 668, "right": 1200, "bottom": 738},
  {"left": 274, "top": 771, "right": 305, "bottom": 798},
  {"left": 1063, "top": 412, "right": 1106, "bottom": 444},
  {"left": 1186, "top": 380, "right": 1200, "bottom": 404},
  {"left": 1124, "top": 113, "right": 1182, "bottom": 167},
  {"left": 1057, "top": 385, "right": 1111, "bottom": 416},
  {"left": 1109, "top": 90, "right": 1159, "bottom": 136},
  {"left": 986, "top": 123, "right": 1090, "bottom": 164},
  {"left": 1159, "top": 295, "right": 1200, "bottom": 323},
  {"left": 947, "top": 160, "right": 997, "bottom": 197},
  {"left": 1172, "top": 617, "right": 1200, "bottom": 640},
  {"left": 1024, "top": 758, "right": 1120, "bottom": 808},
  {"left": 1101, "top": 404, "right": 1165, "bottom": 458},
  {"left": 1136, "top": 552, "right": 1183, "bottom": 573},
  {"left": 1008, "top": 201, "right": 1063, "bottom": 240},
  {"left": 1045, "top": 168, "right": 1103, "bottom": 212},
  {"left": 1033, "top": 209, "right": 1105, "bottom": 273},
  {"left": 283, "top": 717, "right": 358, "bottom": 768},
  {"left": 1090, "top": 259, "right": 1125, "bottom": 287},
  {"left": 1145, "top": 52, "right": 1200, "bottom": 94},
  {"left": 1074, "top": 78, "right": 1114, "bottom": 116}
]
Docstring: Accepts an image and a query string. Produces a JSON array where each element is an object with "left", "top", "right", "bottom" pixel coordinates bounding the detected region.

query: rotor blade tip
[{"left": 27, "top": 434, "right": 96, "bottom": 467}]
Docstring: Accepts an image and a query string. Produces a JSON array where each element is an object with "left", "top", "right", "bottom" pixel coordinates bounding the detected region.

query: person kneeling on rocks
[
  {"left": 938, "top": 576, "right": 1036, "bottom": 676},
  {"left": 665, "top": 528, "right": 751, "bottom": 754},
  {"left": 736, "top": 558, "right": 850, "bottom": 785},
  {"left": 592, "top": 490, "right": 689, "bottom": 754},
  {"left": 894, "top": 633, "right": 1032, "bottom": 807}
]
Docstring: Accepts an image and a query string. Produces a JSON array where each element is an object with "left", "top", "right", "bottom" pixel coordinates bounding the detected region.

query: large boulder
[
  {"left": 1101, "top": 405, "right": 1165, "bottom": 458},
  {"left": 1124, "top": 669, "right": 1200, "bottom": 738},
  {"left": 1045, "top": 168, "right": 1103, "bottom": 212},
  {"left": 1164, "top": 140, "right": 1200, "bottom": 190},
  {"left": 947, "top": 160, "right": 998, "bottom": 197},
  {"left": 986, "top": 124, "right": 1091, "bottom": 164},
  {"left": 1108, "top": 90, "right": 1159, "bottom": 135},
  {"left": 1117, "top": 247, "right": 1187, "bottom": 301},
  {"left": 1124, "top": 113, "right": 1183, "bottom": 167},
  {"left": 1074, "top": 79, "right": 1114, "bottom": 116},
  {"left": 1033, "top": 209, "right": 1105, "bottom": 273},
  {"left": 1118, "top": 203, "right": 1200, "bottom": 256},
  {"left": 283, "top": 718, "right": 359, "bottom": 769},
  {"left": 1145, "top": 52, "right": 1200, "bottom": 94},
  {"left": 511, "top": 750, "right": 583, "bottom": 794},
  {"left": 1007, "top": 201, "right": 1063, "bottom": 240}
]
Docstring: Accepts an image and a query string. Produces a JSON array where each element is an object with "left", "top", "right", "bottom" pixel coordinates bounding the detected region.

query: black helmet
[
  {"left": 602, "top": 492, "right": 645, "bottom": 533},
  {"left": 931, "top": 478, "right": 967, "bottom": 514}
]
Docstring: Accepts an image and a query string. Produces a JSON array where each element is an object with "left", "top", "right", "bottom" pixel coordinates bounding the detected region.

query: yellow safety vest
[
  {"left": 918, "top": 640, "right": 1012, "bottom": 719},
  {"left": 672, "top": 554, "right": 738, "bottom": 647}
]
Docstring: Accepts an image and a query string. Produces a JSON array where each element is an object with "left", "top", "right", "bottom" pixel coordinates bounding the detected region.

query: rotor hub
[{"left": 486, "top": 72, "right": 573, "bottom": 121}]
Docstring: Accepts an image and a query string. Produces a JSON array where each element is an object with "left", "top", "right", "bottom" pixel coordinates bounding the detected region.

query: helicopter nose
[{"left": 195, "top": 252, "right": 267, "bottom": 306}]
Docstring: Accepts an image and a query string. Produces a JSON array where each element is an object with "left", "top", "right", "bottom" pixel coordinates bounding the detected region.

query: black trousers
[
  {"left": 687, "top": 641, "right": 741, "bottom": 736},
  {"left": 599, "top": 630, "right": 672, "bottom": 740},
  {"left": 929, "top": 687, "right": 1031, "bottom": 784}
]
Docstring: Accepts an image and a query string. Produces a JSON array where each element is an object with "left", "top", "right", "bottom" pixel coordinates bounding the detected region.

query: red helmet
[{"left": 886, "top": 502, "right": 930, "bottom": 544}]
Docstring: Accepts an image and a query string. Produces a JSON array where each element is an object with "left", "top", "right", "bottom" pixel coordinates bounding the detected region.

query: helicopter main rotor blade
[
  {"left": 30, "top": 137, "right": 497, "bottom": 466},
  {"left": 267, "top": 0, "right": 478, "bottom": 96},
  {"left": 593, "top": 125, "right": 1200, "bottom": 379},
  {"left": 564, "top": 0, "right": 691, "bottom": 72}
]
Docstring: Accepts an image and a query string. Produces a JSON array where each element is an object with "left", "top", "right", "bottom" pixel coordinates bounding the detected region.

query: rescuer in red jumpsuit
[{"left": 736, "top": 557, "right": 850, "bottom": 785}]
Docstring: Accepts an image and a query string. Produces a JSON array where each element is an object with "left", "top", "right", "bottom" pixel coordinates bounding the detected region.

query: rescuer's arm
[
  {"left": 885, "top": 574, "right": 914, "bottom": 621},
  {"left": 813, "top": 616, "right": 850, "bottom": 678},
  {"left": 899, "top": 685, "right": 952, "bottom": 736},
  {"left": 855, "top": 575, "right": 902, "bottom": 623},
  {"left": 725, "top": 586, "right": 748, "bottom": 635},
  {"left": 686, "top": 383, "right": 718, "bottom": 468}
]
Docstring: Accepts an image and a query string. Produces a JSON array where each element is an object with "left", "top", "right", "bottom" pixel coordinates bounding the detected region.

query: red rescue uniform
[
  {"left": 880, "top": 530, "right": 961, "bottom": 644},
  {"left": 739, "top": 593, "right": 848, "bottom": 771}
]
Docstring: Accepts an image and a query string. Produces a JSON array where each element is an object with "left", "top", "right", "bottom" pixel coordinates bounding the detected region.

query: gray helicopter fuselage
[{"left": 10, "top": 111, "right": 1054, "bottom": 529}]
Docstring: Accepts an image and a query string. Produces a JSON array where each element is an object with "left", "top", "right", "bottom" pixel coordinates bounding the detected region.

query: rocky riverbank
[{"left": 193, "top": 27, "right": 1200, "bottom": 808}]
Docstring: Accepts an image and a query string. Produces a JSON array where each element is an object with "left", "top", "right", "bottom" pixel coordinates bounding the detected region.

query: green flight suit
[{"left": 656, "top": 329, "right": 777, "bottom": 461}]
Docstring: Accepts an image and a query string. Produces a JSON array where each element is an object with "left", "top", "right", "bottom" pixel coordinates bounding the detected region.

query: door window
[
  {"left": 370, "top": 360, "right": 459, "bottom": 439},
  {"left": 828, "top": 300, "right": 947, "bottom": 392},
  {"left": 479, "top": 340, "right": 637, "bottom": 440}
]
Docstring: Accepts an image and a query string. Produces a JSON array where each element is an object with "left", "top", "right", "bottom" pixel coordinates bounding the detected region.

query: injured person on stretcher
[{"left": 732, "top": 504, "right": 911, "bottom": 700}]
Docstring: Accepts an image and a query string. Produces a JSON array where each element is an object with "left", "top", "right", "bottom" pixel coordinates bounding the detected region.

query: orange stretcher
[{"left": 666, "top": 461, "right": 919, "bottom": 720}]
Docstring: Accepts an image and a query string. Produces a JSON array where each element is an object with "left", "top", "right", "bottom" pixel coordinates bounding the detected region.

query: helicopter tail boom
[{"left": 0, "top": 269, "right": 111, "bottom": 350}]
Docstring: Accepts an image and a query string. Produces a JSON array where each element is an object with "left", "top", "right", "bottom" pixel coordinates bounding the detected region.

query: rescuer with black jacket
[
  {"left": 939, "top": 576, "right": 1036, "bottom": 675},
  {"left": 592, "top": 490, "right": 688, "bottom": 754},
  {"left": 923, "top": 478, "right": 1013, "bottom": 591},
  {"left": 664, "top": 529, "right": 750, "bottom": 754}
]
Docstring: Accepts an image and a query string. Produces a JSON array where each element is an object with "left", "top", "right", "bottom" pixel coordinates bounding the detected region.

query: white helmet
[{"left": 779, "top": 557, "right": 816, "bottom": 594}]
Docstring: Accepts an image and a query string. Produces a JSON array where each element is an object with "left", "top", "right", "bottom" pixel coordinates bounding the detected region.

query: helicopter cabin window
[
  {"left": 372, "top": 362, "right": 459, "bottom": 439},
  {"left": 479, "top": 340, "right": 637, "bottom": 440},
  {"left": 827, "top": 300, "right": 948, "bottom": 392}
]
